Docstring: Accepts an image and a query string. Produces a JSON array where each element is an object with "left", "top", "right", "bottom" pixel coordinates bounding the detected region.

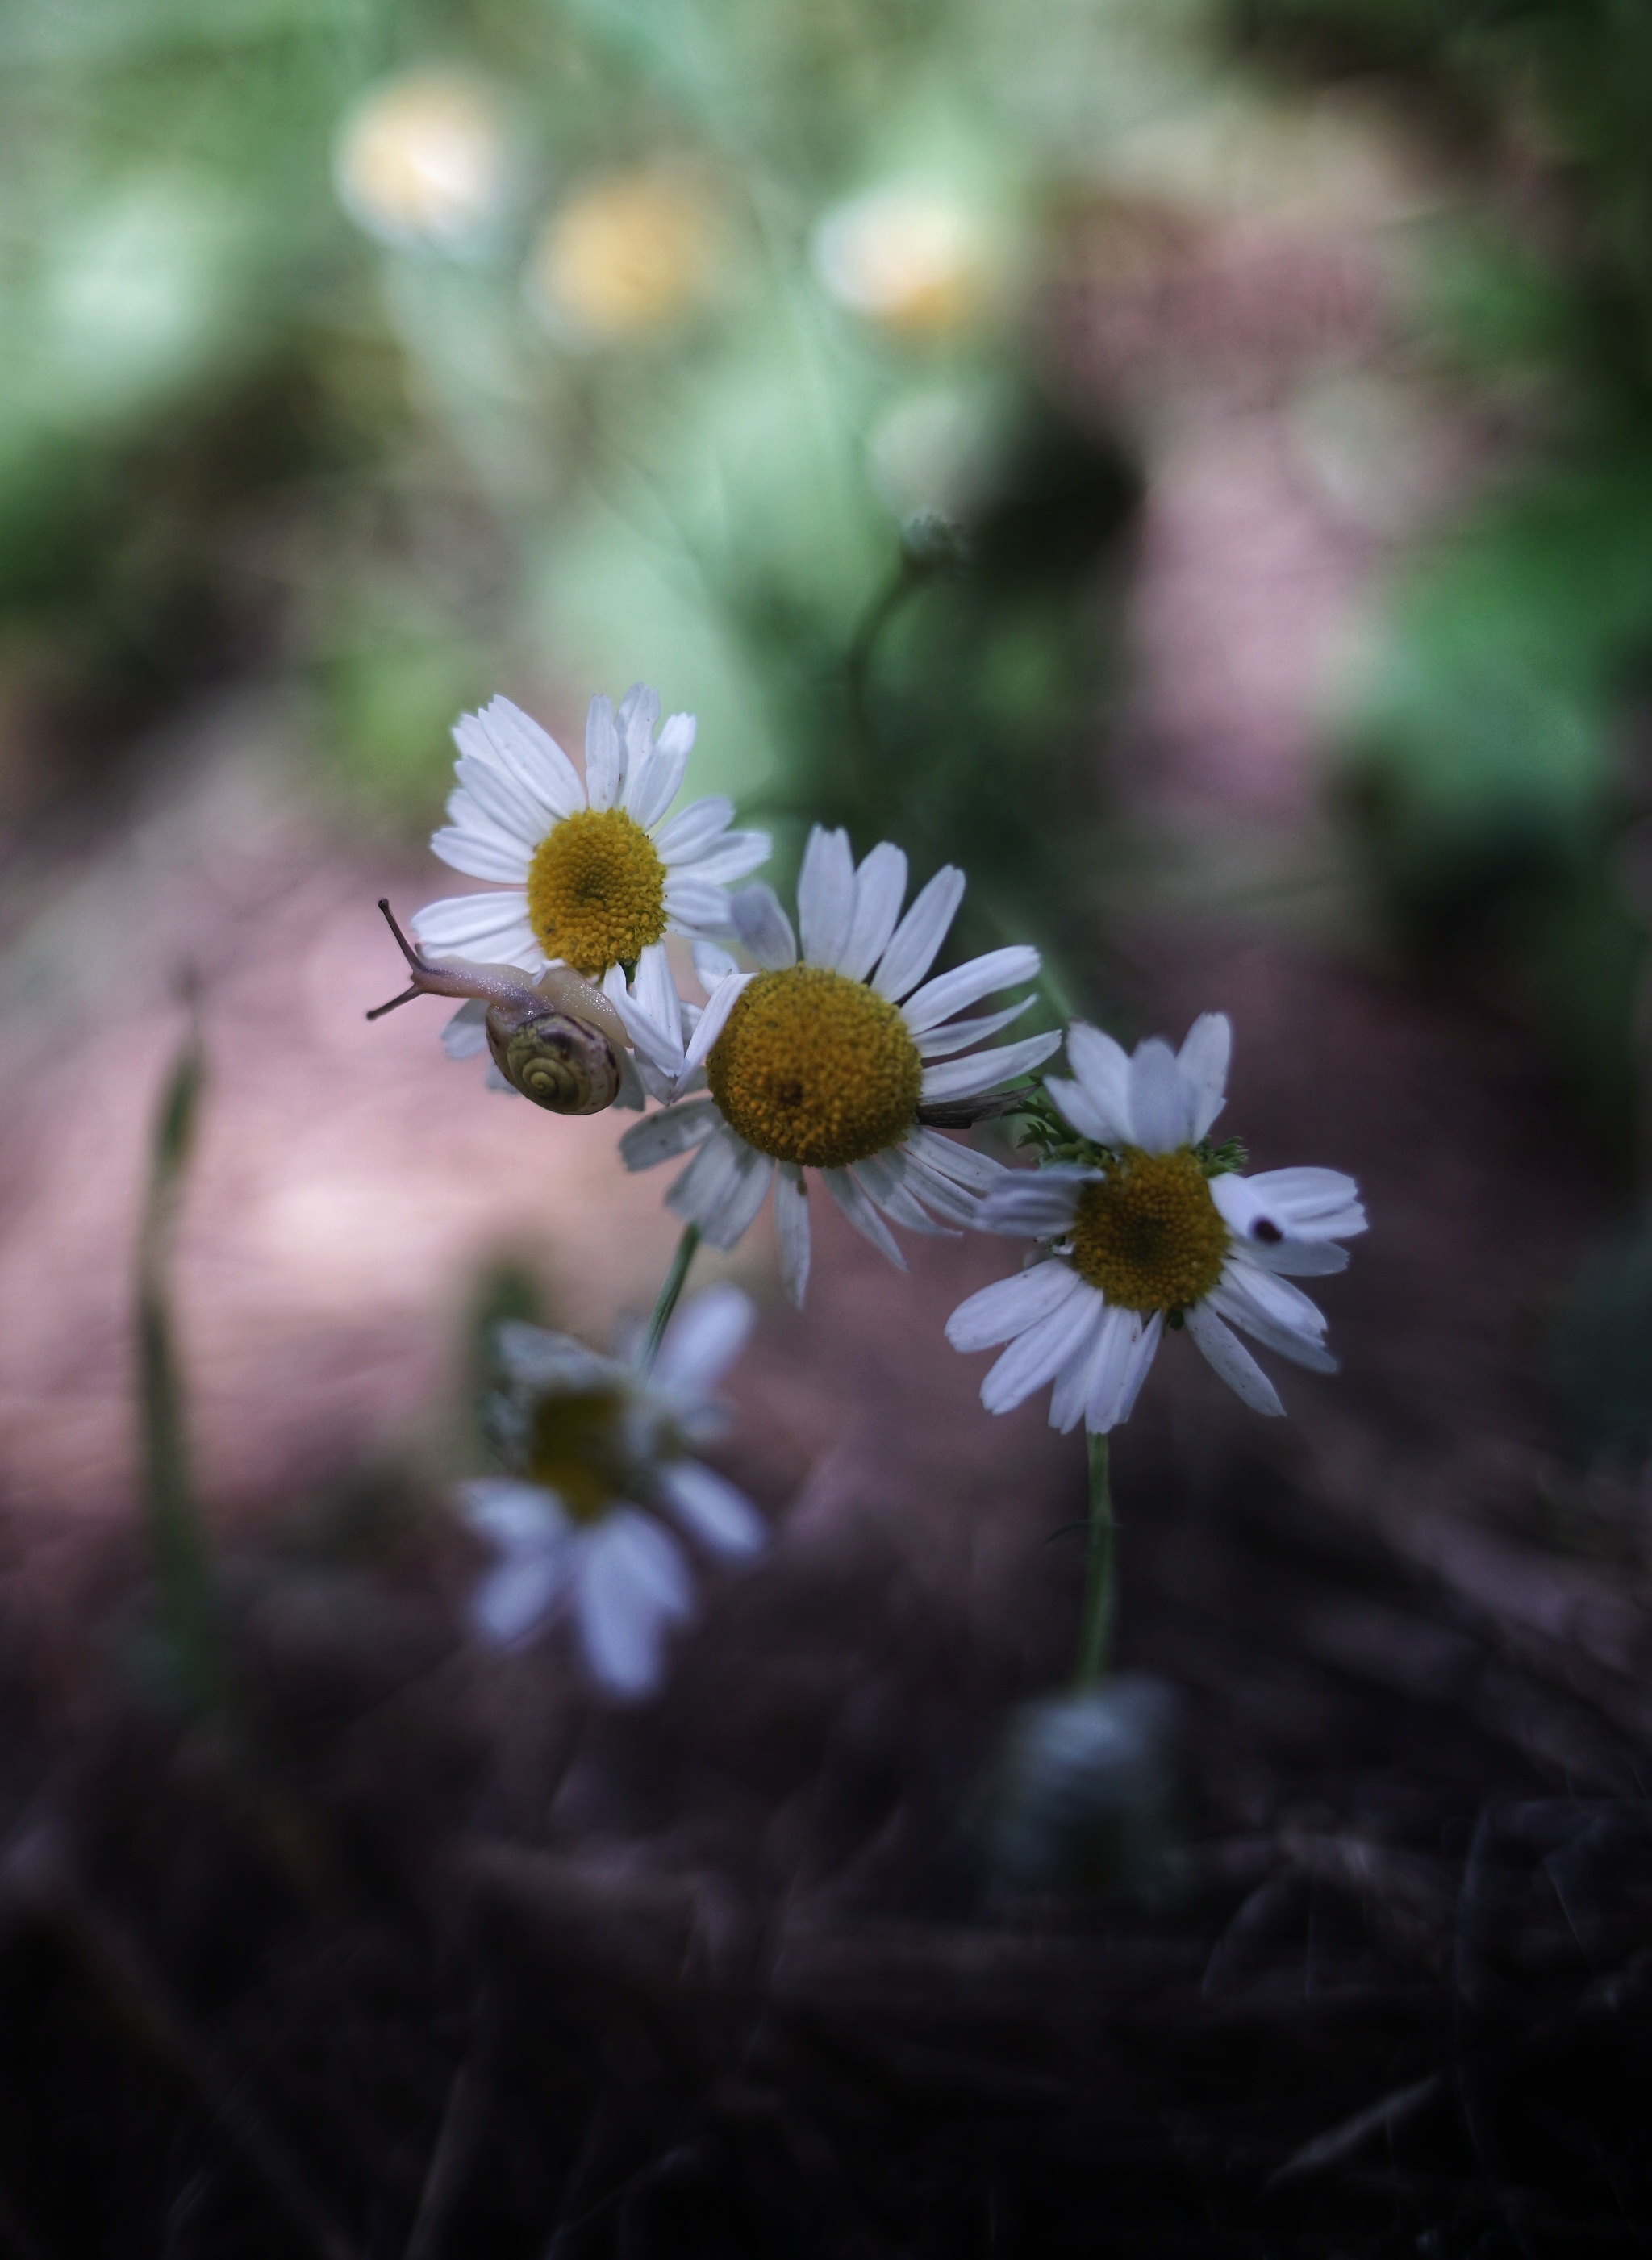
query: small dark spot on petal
[{"left": 1252, "top": 1218, "right": 1283, "bottom": 1243}]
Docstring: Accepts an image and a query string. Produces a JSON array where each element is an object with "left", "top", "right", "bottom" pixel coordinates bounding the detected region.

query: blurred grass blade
[{"left": 136, "top": 1000, "right": 223, "bottom": 1714}]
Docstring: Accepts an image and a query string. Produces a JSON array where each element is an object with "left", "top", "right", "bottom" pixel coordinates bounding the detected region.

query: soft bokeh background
[{"left": 2, "top": 2, "right": 1651, "bottom": 2252}]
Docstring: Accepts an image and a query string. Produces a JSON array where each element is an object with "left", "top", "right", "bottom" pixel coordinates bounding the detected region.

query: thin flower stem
[
  {"left": 641, "top": 1223, "right": 701, "bottom": 1370},
  {"left": 1074, "top": 1432, "right": 1115, "bottom": 1687}
]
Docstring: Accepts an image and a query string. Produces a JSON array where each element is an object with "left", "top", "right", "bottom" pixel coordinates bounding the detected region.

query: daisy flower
[
  {"left": 461, "top": 1284, "right": 766, "bottom": 1698},
  {"left": 412, "top": 682, "right": 770, "bottom": 1085},
  {"left": 615, "top": 826, "right": 1061, "bottom": 1304},
  {"left": 947, "top": 1015, "right": 1366, "bottom": 1433}
]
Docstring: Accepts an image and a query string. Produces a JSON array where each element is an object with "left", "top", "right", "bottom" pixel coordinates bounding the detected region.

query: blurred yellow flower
[
  {"left": 529, "top": 170, "right": 725, "bottom": 344},
  {"left": 334, "top": 70, "right": 515, "bottom": 254},
  {"left": 812, "top": 186, "right": 995, "bottom": 340}
]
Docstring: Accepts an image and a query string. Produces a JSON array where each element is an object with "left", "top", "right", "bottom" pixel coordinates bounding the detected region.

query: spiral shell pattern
[{"left": 486, "top": 1009, "right": 622, "bottom": 1115}]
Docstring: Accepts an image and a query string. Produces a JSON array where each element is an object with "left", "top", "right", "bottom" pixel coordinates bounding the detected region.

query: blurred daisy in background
[
  {"left": 461, "top": 1283, "right": 766, "bottom": 1698},
  {"left": 334, "top": 69, "right": 519, "bottom": 256},
  {"left": 948, "top": 1015, "right": 1366, "bottom": 1432},
  {"left": 528, "top": 166, "right": 728, "bottom": 346},
  {"left": 414, "top": 685, "right": 770, "bottom": 1092},
  {"left": 812, "top": 182, "right": 999, "bottom": 340},
  {"left": 616, "top": 827, "right": 1059, "bottom": 1304}
]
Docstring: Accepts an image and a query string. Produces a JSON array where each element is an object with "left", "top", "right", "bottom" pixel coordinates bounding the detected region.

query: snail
[{"left": 367, "top": 899, "right": 628, "bottom": 1115}]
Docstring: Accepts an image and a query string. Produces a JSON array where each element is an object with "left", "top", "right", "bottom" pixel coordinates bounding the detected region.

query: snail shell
[
  {"left": 484, "top": 965, "right": 627, "bottom": 1115},
  {"left": 368, "top": 901, "right": 632, "bottom": 1117},
  {"left": 487, "top": 1009, "right": 621, "bottom": 1115}
]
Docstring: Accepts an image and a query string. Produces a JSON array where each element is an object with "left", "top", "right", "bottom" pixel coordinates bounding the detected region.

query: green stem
[
  {"left": 1074, "top": 1432, "right": 1115, "bottom": 1687},
  {"left": 136, "top": 1011, "right": 224, "bottom": 1716},
  {"left": 640, "top": 1223, "right": 701, "bottom": 1371}
]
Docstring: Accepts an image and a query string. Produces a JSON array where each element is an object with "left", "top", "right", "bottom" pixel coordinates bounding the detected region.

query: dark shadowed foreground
[{"left": 0, "top": 884, "right": 1646, "bottom": 2260}]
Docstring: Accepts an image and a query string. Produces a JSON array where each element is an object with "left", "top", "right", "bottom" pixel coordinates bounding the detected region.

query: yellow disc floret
[
  {"left": 708, "top": 965, "right": 924, "bottom": 1170},
  {"left": 527, "top": 1386, "right": 636, "bottom": 1524},
  {"left": 1070, "top": 1148, "right": 1230, "bottom": 1314},
  {"left": 527, "top": 807, "right": 667, "bottom": 977}
]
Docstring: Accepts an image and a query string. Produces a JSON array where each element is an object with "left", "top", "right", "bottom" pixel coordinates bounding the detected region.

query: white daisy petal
[
  {"left": 1183, "top": 1303, "right": 1284, "bottom": 1416},
  {"left": 618, "top": 995, "right": 686, "bottom": 1079},
  {"left": 653, "top": 796, "right": 735, "bottom": 864},
  {"left": 678, "top": 1135, "right": 774, "bottom": 1249},
  {"left": 1127, "top": 1038, "right": 1194, "bottom": 1153},
  {"left": 431, "top": 818, "right": 537, "bottom": 885},
  {"left": 945, "top": 1260, "right": 1083, "bottom": 1353},
  {"left": 1178, "top": 1012, "right": 1232, "bottom": 1140},
  {"left": 978, "top": 1165, "right": 1092, "bottom": 1236},
  {"left": 693, "top": 940, "right": 740, "bottom": 988},
  {"left": 914, "top": 998, "right": 1035, "bottom": 1058},
  {"left": 473, "top": 1551, "right": 569, "bottom": 1646},
  {"left": 659, "top": 1461, "right": 766, "bottom": 1558},
  {"left": 632, "top": 940, "right": 679, "bottom": 1040},
  {"left": 1043, "top": 1074, "right": 1123, "bottom": 1149},
  {"left": 1237, "top": 1166, "right": 1367, "bottom": 1240},
  {"left": 838, "top": 842, "right": 909, "bottom": 983},
  {"left": 462, "top": 698, "right": 585, "bottom": 820},
  {"left": 679, "top": 972, "right": 755, "bottom": 1078},
  {"left": 920, "top": 1028, "right": 1062, "bottom": 1104},
  {"left": 902, "top": 946, "right": 1041, "bottom": 1036},
  {"left": 614, "top": 1050, "right": 646, "bottom": 1111},
  {"left": 774, "top": 1165, "right": 811, "bottom": 1306},
  {"left": 662, "top": 876, "right": 736, "bottom": 934},
  {"left": 730, "top": 883, "right": 798, "bottom": 969},
  {"left": 583, "top": 694, "right": 624, "bottom": 812},
  {"left": 442, "top": 998, "right": 490, "bottom": 1061},
  {"left": 459, "top": 1478, "right": 565, "bottom": 1551},
  {"left": 653, "top": 1282, "right": 754, "bottom": 1392},
  {"left": 820, "top": 1165, "right": 907, "bottom": 1269},
  {"left": 494, "top": 1325, "right": 615, "bottom": 1392},
  {"left": 798, "top": 826, "right": 857, "bottom": 969},
  {"left": 1071, "top": 1303, "right": 1141, "bottom": 1435},
  {"left": 1208, "top": 1272, "right": 1337, "bottom": 1374},
  {"left": 892, "top": 1145, "right": 989, "bottom": 1227},
  {"left": 870, "top": 864, "right": 965, "bottom": 1000},
  {"left": 1048, "top": 1302, "right": 1124, "bottom": 1434},
  {"left": 576, "top": 1512, "right": 691, "bottom": 1696},
  {"left": 981, "top": 1282, "right": 1101, "bottom": 1413},
  {"left": 1231, "top": 1235, "right": 1350, "bottom": 1278},
  {"left": 1213, "top": 1262, "right": 1331, "bottom": 1345},
  {"left": 1063, "top": 1022, "right": 1135, "bottom": 1145},
  {"left": 1113, "top": 1317, "right": 1165, "bottom": 1424},
  {"left": 619, "top": 1098, "right": 722, "bottom": 1171},
  {"left": 905, "top": 1127, "right": 1004, "bottom": 1195},
  {"left": 682, "top": 830, "right": 771, "bottom": 886},
  {"left": 411, "top": 892, "right": 538, "bottom": 962},
  {"left": 449, "top": 755, "right": 546, "bottom": 851},
  {"left": 628, "top": 711, "right": 696, "bottom": 829},
  {"left": 618, "top": 681, "right": 661, "bottom": 772},
  {"left": 850, "top": 1152, "right": 958, "bottom": 1237}
]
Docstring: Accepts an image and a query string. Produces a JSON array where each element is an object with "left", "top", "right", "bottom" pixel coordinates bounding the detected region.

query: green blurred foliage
[
  {"left": 1229, "top": 0, "right": 1652, "bottom": 1124},
  {"left": 0, "top": 0, "right": 1187, "bottom": 1009}
]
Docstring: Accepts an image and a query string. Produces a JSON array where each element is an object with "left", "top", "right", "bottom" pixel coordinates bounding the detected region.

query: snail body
[{"left": 368, "top": 900, "right": 628, "bottom": 1115}]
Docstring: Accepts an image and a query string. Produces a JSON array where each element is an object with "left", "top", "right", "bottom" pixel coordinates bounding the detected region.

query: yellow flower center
[
  {"left": 526, "top": 1386, "right": 639, "bottom": 1525},
  {"left": 707, "top": 965, "right": 924, "bottom": 1170},
  {"left": 1070, "top": 1148, "right": 1230, "bottom": 1315},
  {"left": 526, "top": 807, "right": 667, "bottom": 978}
]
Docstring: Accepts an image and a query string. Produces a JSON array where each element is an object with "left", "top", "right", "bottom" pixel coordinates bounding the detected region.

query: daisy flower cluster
[{"left": 383, "top": 680, "right": 1365, "bottom": 1699}]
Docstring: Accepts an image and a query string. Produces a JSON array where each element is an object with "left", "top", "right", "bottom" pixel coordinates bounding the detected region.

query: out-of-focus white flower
[
  {"left": 948, "top": 1015, "right": 1366, "bottom": 1433},
  {"left": 414, "top": 685, "right": 768, "bottom": 1093},
  {"left": 615, "top": 827, "right": 1058, "bottom": 1306},
  {"left": 334, "top": 70, "right": 517, "bottom": 255},
  {"left": 866, "top": 386, "right": 1001, "bottom": 525},
  {"left": 528, "top": 168, "right": 727, "bottom": 345},
  {"left": 813, "top": 185, "right": 996, "bottom": 340},
  {"left": 461, "top": 1284, "right": 766, "bottom": 1698}
]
